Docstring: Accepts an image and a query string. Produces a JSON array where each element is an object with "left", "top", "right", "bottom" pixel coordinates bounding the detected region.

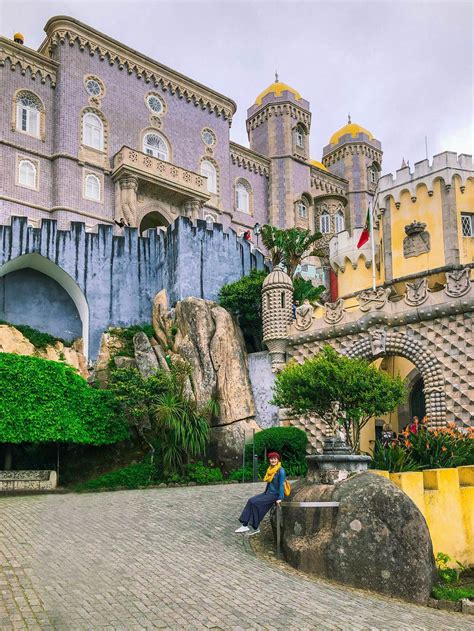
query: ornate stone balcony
[{"left": 113, "top": 146, "right": 211, "bottom": 203}]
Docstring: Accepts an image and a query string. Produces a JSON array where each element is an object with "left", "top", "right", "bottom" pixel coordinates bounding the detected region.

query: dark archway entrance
[
  {"left": 139, "top": 211, "right": 169, "bottom": 234},
  {"left": 410, "top": 376, "right": 426, "bottom": 421}
]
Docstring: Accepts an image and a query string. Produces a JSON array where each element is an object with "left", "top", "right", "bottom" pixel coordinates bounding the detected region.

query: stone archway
[
  {"left": 0, "top": 253, "right": 90, "bottom": 357},
  {"left": 137, "top": 204, "right": 173, "bottom": 234},
  {"left": 345, "top": 329, "right": 446, "bottom": 427}
]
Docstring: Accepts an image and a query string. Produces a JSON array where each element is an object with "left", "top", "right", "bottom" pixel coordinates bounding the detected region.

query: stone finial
[{"left": 262, "top": 269, "right": 293, "bottom": 371}]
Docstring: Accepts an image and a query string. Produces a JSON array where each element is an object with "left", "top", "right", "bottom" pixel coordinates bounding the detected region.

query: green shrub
[
  {"left": 75, "top": 462, "right": 153, "bottom": 491},
  {"left": 109, "top": 324, "right": 156, "bottom": 358},
  {"left": 402, "top": 423, "right": 474, "bottom": 469},
  {"left": 241, "top": 426, "right": 308, "bottom": 477},
  {"left": 436, "top": 552, "right": 465, "bottom": 585},
  {"left": 370, "top": 440, "right": 419, "bottom": 472},
  {"left": 432, "top": 584, "right": 474, "bottom": 601},
  {"left": 0, "top": 320, "right": 71, "bottom": 348},
  {"left": 0, "top": 353, "right": 128, "bottom": 445},
  {"left": 184, "top": 461, "right": 223, "bottom": 484},
  {"left": 292, "top": 276, "right": 325, "bottom": 305}
]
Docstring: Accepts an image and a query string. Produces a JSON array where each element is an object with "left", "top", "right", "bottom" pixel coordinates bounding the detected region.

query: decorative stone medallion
[
  {"left": 403, "top": 221, "right": 430, "bottom": 258},
  {"left": 357, "top": 287, "right": 389, "bottom": 312},
  {"left": 405, "top": 278, "right": 429, "bottom": 306},
  {"left": 324, "top": 298, "right": 345, "bottom": 324},
  {"left": 369, "top": 328, "right": 387, "bottom": 357},
  {"left": 445, "top": 267, "right": 471, "bottom": 297},
  {"left": 295, "top": 300, "right": 313, "bottom": 330}
]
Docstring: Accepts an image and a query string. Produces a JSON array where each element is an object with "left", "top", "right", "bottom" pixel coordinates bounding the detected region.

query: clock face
[
  {"left": 147, "top": 95, "right": 163, "bottom": 114},
  {"left": 85, "top": 79, "right": 101, "bottom": 96},
  {"left": 202, "top": 129, "right": 216, "bottom": 146}
]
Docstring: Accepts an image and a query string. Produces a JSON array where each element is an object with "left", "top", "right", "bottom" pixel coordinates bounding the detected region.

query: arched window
[
  {"left": 335, "top": 210, "right": 345, "bottom": 233},
  {"left": 84, "top": 174, "right": 101, "bottom": 201},
  {"left": 320, "top": 211, "right": 330, "bottom": 234},
  {"left": 16, "top": 92, "right": 41, "bottom": 137},
  {"left": 18, "top": 159, "right": 37, "bottom": 188},
  {"left": 83, "top": 113, "right": 104, "bottom": 151},
  {"left": 205, "top": 214, "right": 215, "bottom": 230},
  {"left": 297, "top": 200, "right": 307, "bottom": 219},
  {"left": 143, "top": 133, "right": 168, "bottom": 161},
  {"left": 200, "top": 160, "right": 217, "bottom": 194},
  {"left": 295, "top": 125, "right": 305, "bottom": 149},
  {"left": 236, "top": 182, "right": 250, "bottom": 213},
  {"left": 370, "top": 169, "right": 377, "bottom": 184}
]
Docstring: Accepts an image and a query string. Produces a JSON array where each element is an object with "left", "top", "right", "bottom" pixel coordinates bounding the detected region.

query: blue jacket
[{"left": 265, "top": 467, "right": 286, "bottom": 500}]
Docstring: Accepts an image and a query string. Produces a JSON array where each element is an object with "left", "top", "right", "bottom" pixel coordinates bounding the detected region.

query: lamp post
[{"left": 253, "top": 222, "right": 262, "bottom": 247}]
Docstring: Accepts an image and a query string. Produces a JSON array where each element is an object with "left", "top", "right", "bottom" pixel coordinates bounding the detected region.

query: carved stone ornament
[
  {"left": 357, "top": 287, "right": 390, "bottom": 312},
  {"left": 405, "top": 278, "right": 429, "bottom": 306},
  {"left": 403, "top": 221, "right": 430, "bottom": 258},
  {"left": 445, "top": 267, "right": 471, "bottom": 297},
  {"left": 370, "top": 328, "right": 387, "bottom": 357},
  {"left": 295, "top": 299, "right": 314, "bottom": 330},
  {"left": 324, "top": 298, "right": 345, "bottom": 324}
]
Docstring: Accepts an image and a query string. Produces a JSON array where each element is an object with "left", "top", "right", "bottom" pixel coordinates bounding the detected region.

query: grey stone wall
[
  {"left": 0, "top": 216, "right": 265, "bottom": 358},
  {"left": 247, "top": 351, "right": 279, "bottom": 428}
]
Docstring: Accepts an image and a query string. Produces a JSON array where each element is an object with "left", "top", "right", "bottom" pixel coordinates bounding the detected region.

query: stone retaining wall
[{"left": 0, "top": 470, "right": 57, "bottom": 492}]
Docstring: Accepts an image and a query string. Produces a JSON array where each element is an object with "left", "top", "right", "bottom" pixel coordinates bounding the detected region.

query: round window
[
  {"left": 146, "top": 94, "right": 164, "bottom": 114},
  {"left": 202, "top": 129, "right": 216, "bottom": 147},
  {"left": 85, "top": 78, "right": 102, "bottom": 97}
]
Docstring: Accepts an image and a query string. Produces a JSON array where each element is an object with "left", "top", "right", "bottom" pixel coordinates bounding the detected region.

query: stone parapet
[
  {"left": 373, "top": 465, "right": 474, "bottom": 566},
  {"left": 329, "top": 228, "right": 379, "bottom": 271}
]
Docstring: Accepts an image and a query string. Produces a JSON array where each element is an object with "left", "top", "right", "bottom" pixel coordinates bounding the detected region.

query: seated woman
[{"left": 235, "top": 451, "right": 286, "bottom": 535}]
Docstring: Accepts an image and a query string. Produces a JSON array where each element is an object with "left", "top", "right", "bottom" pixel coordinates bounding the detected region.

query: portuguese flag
[{"left": 357, "top": 208, "right": 371, "bottom": 248}]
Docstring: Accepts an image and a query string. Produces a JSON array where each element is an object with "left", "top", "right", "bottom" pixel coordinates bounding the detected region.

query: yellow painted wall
[
  {"left": 373, "top": 466, "right": 474, "bottom": 566},
  {"left": 456, "top": 176, "right": 474, "bottom": 264},
  {"left": 390, "top": 181, "right": 446, "bottom": 278},
  {"left": 337, "top": 255, "right": 382, "bottom": 297}
]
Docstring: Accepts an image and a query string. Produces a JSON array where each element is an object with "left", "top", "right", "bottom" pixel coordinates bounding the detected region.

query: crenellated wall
[
  {"left": 0, "top": 216, "right": 265, "bottom": 358},
  {"left": 373, "top": 466, "right": 474, "bottom": 566}
]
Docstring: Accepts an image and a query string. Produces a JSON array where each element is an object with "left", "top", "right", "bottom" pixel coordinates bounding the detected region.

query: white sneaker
[
  {"left": 235, "top": 525, "right": 250, "bottom": 533},
  {"left": 247, "top": 529, "right": 260, "bottom": 536}
]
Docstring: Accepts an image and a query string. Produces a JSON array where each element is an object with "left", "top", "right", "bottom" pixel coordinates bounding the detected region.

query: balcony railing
[{"left": 112, "top": 146, "right": 211, "bottom": 202}]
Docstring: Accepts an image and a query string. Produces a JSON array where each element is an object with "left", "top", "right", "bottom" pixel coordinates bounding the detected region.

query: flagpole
[{"left": 369, "top": 200, "right": 376, "bottom": 291}]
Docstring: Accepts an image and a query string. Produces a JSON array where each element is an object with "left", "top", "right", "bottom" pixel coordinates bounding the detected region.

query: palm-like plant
[{"left": 260, "top": 225, "right": 324, "bottom": 278}]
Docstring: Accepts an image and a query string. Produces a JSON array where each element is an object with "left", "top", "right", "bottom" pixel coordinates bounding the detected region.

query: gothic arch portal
[
  {"left": 345, "top": 330, "right": 446, "bottom": 426},
  {"left": 0, "top": 253, "right": 90, "bottom": 358}
]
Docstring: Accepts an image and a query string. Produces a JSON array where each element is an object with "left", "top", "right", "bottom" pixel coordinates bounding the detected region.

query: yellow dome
[
  {"left": 14, "top": 32, "right": 24, "bottom": 42},
  {"left": 310, "top": 159, "right": 328, "bottom": 172},
  {"left": 329, "top": 122, "right": 374, "bottom": 145},
  {"left": 255, "top": 81, "right": 302, "bottom": 105}
]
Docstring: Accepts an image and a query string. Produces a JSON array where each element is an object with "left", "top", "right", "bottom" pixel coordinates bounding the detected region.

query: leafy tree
[
  {"left": 218, "top": 269, "right": 267, "bottom": 350},
  {"left": 109, "top": 362, "right": 212, "bottom": 474},
  {"left": 260, "top": 225, "right": 324, "bottom": 279},
  {"left": 272, "top": 346, "right": 405, "bottom": 452},
  {"left": 293, "top": 275, "right": 326, "bottom": 305},
  {"left": 0, "top": 354, "right": 128, "bottom": 468}
]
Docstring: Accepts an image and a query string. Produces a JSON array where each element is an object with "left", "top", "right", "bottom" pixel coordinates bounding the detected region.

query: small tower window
[
  {"left": 204, "top": 214, "right": 215, "bottom": 230},
  {"left": 236, "top": 182, "right": 250, "bottom": 213},
  {"left": 281, "top": 292, "right": 286, "bottom": 308},
  {"left": 335, "top": 210, "right": 345, "bottom": 233},
  {"left": 200, "top": 160, "right": 217, "bottom": 194},
  {"left": 297, "top": 201, "right": 307, "bottom": 219},
  {"left": 84, "top": 173, "right": 101, "bottom": 201},
  {"left": 18, "top": 159, "right": 37, "bottom": 188},
  {"left": 320, "top": 211, "right": 330, "bottom": 234},
  {"left": 16, "top": 93, "right": 41, "bottom": 137},
  {"left": 370, "top": 169, "right": 377, "bottom": 184},
  {"left": 295, "top": 126, "right": 305, "bottom": 149},
  {"left": 143, "top": 133, "right": 168, "bottom": 161},
  {"left": 461, "top": 213, "right": 473, "bottom": 237},
  {"left": 83, "top": 113, "right": 104, "bottom": 151}
]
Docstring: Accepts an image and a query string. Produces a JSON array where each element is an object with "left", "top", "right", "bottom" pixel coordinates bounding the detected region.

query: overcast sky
[{"left": 1, "top": 0, "right": 472, "bottom": 175}]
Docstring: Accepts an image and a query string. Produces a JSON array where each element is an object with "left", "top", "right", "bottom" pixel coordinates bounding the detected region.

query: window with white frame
[
  {"left": 335, "top": 210, "right": 345, "bottom": 233},
  {"left": 235, "top": 182, "right": 250, "bottom": 213},
  {"left": 297, "top": 200, "right": 307, "bottom": 219},
  {"left": 320, "top": 211, "right": 330, "bottom": 234},
  {"left": 84, "top": 173, "right": 101, "bottom": 201},
  {"left": 143, "top": 133, "right": 168, "bottom": 161},
  {"left": 461, "top": 213, "right": 474, "bottom": 237},
  {"left": 16, "top": 93, "right": 41, "bottom": 137},
  {"left": 83, "top": 113, "right": 104, "bottom": 151},
  {"left": 295, "top": 126, "right": 305, "bottom": 149},
  {"left": 18, "top": 159, "right": 37, "bottom": 189},
  {"left": 200, "top": 160, "right": 217, "bottom": 194},
  {"left": 370, "top": 169, "right": 377, "bottom": 184},
  {"left": 205, "top": 214, "right": 215, "bottom": 230}
]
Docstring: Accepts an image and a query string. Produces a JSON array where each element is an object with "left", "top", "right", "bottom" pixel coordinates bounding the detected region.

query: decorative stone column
[
  {"left": 117, "top": 175, "right": 139, "bottom": 227},
  {"left": 262, "top": 269, "right": 293, "bottom": 371},
  {"left": 182, "top": 198, "right": 202, "bottom": 223}
]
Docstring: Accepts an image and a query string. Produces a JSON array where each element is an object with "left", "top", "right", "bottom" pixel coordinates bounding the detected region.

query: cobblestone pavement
[{"left": 0, "top": 483, "right": 473, "bottom": 630}]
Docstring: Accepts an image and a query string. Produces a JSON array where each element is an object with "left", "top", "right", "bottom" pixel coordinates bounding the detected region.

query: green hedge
[
  {"left": 75, "top": 462, "right": 153, "bottom": 490},
  {"left": 0, "top": 353, "right": 129, "bottom": 445},
  {"left": 242, "top": 426, "right": 308, "bottom": 477}
]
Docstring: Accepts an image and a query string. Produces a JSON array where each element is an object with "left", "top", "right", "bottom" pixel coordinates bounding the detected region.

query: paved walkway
[{"left": 0, "top": 483, "right": 472, "bottom": 630}]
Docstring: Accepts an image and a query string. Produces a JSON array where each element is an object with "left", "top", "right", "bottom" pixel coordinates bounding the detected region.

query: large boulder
[
  {"left": 133, "top": 332, "right": 159, "bottom": 378},
  {"left": 209, "top": 419, "right": 261, "bottom": 471},
  {"left": 279, "top": 472, "right": 437, "bottom": 603}
]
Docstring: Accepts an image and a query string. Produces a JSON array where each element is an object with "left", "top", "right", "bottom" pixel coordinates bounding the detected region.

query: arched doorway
[
  {"left": 0, "top": 253, "right": 90, "bottom": 357},
  {"left": 410, "top": 376, "right": 426, "bottom": 421},
  {"left": 139, "top": 208, "right": 171, "bottom": 235}
]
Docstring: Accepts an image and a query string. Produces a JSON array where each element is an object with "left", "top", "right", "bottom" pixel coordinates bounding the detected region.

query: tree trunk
[{"left": 3, "top": 444, "right": 12, "bottom": 470}]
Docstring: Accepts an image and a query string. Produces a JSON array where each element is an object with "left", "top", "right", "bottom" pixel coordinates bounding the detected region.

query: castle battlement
[{"left": 378, "top": 152, "right": 473, "bottom": 203}]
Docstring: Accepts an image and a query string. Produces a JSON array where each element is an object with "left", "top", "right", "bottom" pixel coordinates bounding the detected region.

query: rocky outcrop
[
  {"left": 277, "top": 472, "right": 437, "bottom": 604},
  {"left": 0, "top": 324, "right": 88, "bottom": 378},
  {"left": 94, "top": 331, "right": 125, "bottom": 386},
  {"left": 133, "top": 332, "right": 159, "bottom": 378}
]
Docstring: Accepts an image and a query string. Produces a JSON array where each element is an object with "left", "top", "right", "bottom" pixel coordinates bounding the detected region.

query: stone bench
[{"left": 0, "top": 470, "right": 57, "bottom": 492}]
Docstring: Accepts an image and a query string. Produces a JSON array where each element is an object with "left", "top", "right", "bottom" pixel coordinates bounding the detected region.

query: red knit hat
[{"left": 267, "top": 451, "right": 280, "bottom": 461}]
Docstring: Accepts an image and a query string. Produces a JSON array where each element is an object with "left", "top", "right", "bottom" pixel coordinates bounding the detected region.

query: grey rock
[
  {"left": 209, "top": 419, "right": 260, "bottom": 472},
  {"left": 113, "top": 356, "right": 137, "bottom": 369},
  {"left": 133, "top": 332, "right": 159, "bottom": 378},
  {"left": 461, "top": 599, "right": 474, "bottom": 614},
  {"left": 278, "top": 472, "right": 437, "bottom": 604}
]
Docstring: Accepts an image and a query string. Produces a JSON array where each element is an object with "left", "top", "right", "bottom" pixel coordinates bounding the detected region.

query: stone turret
[{"left": 262, "top": 269, "right": 293, "bottom": 371}]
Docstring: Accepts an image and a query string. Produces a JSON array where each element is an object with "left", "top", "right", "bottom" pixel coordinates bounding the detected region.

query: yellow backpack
[{"left": 283, "top": 478, "right": 291, "bottom": 497}]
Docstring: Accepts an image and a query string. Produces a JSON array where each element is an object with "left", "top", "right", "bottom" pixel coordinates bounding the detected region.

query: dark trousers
[{"left": 239, "top": 491, "right": 279, "bottom": 529}]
